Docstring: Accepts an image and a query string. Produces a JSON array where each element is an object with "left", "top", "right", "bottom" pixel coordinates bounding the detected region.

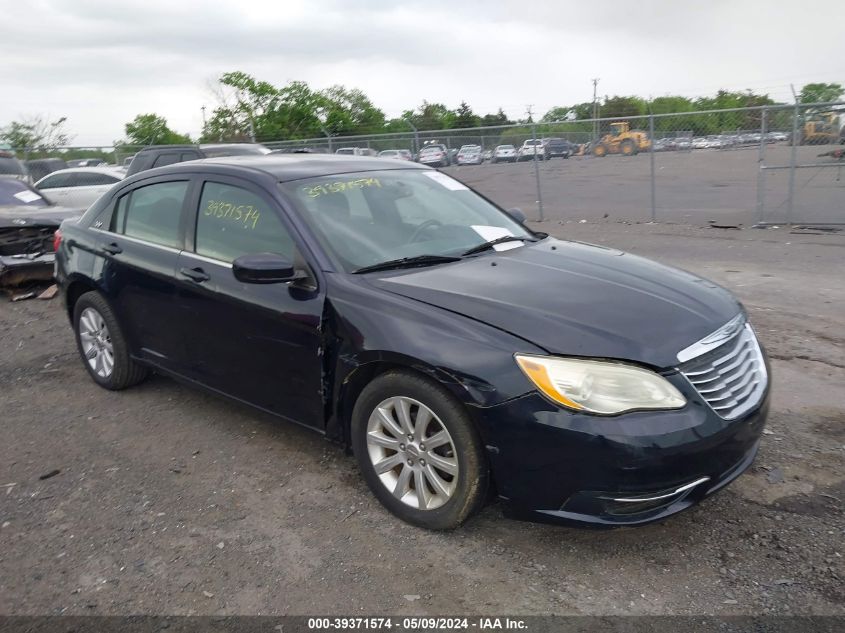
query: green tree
[
  {"left": 0, "top": 115, "right": 73, "bottom": 151},
  {"left": 480, "top": 108, "right": 514, "bottom": 127},
  {"left": 320, "top": 86, "right": 386, "bottom": 136},
  {"left": 799, "top": 82, "right": 844, "bottom": 104},
  {"left": 452, "top": 101, "right": 480, "bottom": 128},
  {"left": 124, "top": 114, "right": 191, "bottom": 145},
  {"left": 602, "top": 95, "right": 648, "bottom": 119},
  {"left": 405, "top": 101, "right": 455, "bottom": 131},
  {"left": 649, "top": 96, "right": 694, "bottom": 115}
]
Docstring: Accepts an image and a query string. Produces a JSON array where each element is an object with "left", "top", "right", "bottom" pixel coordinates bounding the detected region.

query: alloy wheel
[
  {"left": 78, "top": 307, "right": 114, "bottom": 378},
  {"left": 366, "top": 396, "right": 459, "bottom": 510}
]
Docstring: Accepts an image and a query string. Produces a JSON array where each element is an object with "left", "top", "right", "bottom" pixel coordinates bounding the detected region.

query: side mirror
[
  {"left": 232, "top": 253, "right": 300, "bottom": 284},
  {"left": 506, "top": 207, "right": 527, "bottom": 224}
]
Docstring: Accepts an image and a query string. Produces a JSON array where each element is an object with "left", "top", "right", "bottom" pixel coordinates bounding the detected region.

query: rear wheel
[
  {"left": 73, "top": 291, "right": 148, "bottom": 390},
  {"left": 620, "top": 139, "right": 637, "bottom": 156},
  {"left": 351, "top": 370, "right": 488, "bottom": 530}
]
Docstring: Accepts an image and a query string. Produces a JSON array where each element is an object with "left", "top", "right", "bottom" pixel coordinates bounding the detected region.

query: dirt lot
[
  {"left": 444, "top": 144, "right": 845, "bottom": 226},
  {"left": 0, "top": 221, "right": 843, "bottom": 616}
]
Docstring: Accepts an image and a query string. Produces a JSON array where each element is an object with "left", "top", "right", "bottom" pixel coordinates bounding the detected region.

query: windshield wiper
[
  {"left": 461, "top": 235, "right": 536, "bottom": 257},
  {"left": 352, "top": 254, "right": 462, "bottom": 274}
]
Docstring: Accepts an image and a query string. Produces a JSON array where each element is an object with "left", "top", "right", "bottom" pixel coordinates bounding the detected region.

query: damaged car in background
[{"left": 0, "top": 178, "right": 83, "bottom": 288}]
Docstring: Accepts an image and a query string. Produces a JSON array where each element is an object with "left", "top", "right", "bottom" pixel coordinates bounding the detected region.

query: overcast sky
[{"left": 2, "top": 0, "right": 843, "bottom": 146}]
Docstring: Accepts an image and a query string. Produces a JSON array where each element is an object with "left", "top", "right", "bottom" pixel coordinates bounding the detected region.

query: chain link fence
[{"left": 7, "top": 103, "right": 844, "bottom": 225}]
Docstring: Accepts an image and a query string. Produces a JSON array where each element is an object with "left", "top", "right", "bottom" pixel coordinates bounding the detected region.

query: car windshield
[
  {"left": 280, "top": 169, "right": 535, "bottom": 272},
  {"left": 497, "top": 145, "right": 514, "bottom": 150},
  {"left": 0, "top": 179, "right": 50, "bottom": 207},
  {"left": 525, "top": 139, "right": 542, "bottom": 146}
]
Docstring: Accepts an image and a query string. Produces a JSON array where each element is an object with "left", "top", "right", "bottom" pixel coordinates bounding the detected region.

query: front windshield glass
[{"left": 280, "top": 169, "right": 535, "bottom": 272}]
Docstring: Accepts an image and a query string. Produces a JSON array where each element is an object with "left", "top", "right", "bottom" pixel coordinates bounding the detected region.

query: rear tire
[
  {"left": 73, "top": 291, "right": 148, "bottom": 390},
  {"left": 351, "top": 370, "right": 488, "bottom": 530}
]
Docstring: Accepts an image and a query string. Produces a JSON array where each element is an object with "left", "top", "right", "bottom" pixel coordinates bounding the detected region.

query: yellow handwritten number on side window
[{"left": 204, "top": 200, "right": 260, "bottom": 229}]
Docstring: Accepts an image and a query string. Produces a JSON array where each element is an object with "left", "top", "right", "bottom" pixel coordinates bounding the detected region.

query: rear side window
[
  {"left": 152, "top": 154, "right": 180, "bottom": 168},
  {"left": 195, "top": 181, "right": 294, "bottom": 263},
  {"left": 113, "top": 181, "right": 188, "bottom": 248},
  {"left": 75, "top": 172, "right": 120, "bottom": 187},
  {"left": 38, "top": 172, "right": 75, "bottom": 189}
]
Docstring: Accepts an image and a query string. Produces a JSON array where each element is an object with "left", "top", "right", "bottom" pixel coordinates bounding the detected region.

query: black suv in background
[
  {"left": 125, "top": 145, "right": 205, "bottom": 176},
  {"left": 543, "top": 138, "right": 574, "bottom": 159},
  {"left": 126, "top": 143, "right": 271, "bottom": 176}
]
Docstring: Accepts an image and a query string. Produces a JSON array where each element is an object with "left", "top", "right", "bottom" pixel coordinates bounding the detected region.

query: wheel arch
[
  {"left": 330, "top": 353, "right": 481, "bottom": 449},
  {"left": 64, "top": 275, "right": 99, "bottom": 323}
]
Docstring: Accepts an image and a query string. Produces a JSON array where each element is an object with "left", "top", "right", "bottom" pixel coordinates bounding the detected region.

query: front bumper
[
  {"left": 472, "top": 374, "right": 769, "bottom": 527},
  {"left": 0, "top": 252, "right": 56, "bottom": 286}
]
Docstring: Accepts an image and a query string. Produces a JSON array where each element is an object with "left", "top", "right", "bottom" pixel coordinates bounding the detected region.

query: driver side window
[{"left": 196, "top": 181, "right": 295, "bottom": 263}]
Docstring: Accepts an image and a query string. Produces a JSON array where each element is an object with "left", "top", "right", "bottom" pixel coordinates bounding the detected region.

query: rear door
[
  {"left": 94, "top": 177, "right": 193, "bottom": 371},
  {"left": 175, "top": 176, "right": 326, "bottom": 429}
]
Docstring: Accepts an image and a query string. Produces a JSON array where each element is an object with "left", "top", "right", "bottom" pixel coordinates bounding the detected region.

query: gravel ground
[{"left": 0, "top": 221, "right": 842, "bottom": 616}]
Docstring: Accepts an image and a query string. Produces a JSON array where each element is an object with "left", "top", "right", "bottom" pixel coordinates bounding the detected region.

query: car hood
[
  {"left": 0, "top": 204, "right": 84, "bottom": 228},
  {"left": 368, "top": 238, "right": 741, "bottom": 369}
]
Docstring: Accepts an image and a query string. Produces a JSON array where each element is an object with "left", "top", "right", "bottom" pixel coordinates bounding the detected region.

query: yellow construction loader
[{"left": 591, "top": 122, "right": 652, "bottom": 156}]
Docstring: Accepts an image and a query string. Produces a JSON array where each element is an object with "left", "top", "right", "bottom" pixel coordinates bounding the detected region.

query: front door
[{"left": 175, "top": 177, "right": 325, "bottom": 429}]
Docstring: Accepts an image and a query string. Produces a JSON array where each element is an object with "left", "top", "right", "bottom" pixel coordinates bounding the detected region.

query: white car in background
[
  {"left": 517, "top": 139, "right": 546, "bottom": 161},
  {"left": 34, "top": 167, "right": 125, "bottom": 208},
  {"left": 378, "top": 149, "right": 413, "bottom": 160},
  {"left": 456, "top": 145, "right": 483, "bottom": 165},
  {"left": 492, "top": 144, "right": 517, "bottom": 163}
]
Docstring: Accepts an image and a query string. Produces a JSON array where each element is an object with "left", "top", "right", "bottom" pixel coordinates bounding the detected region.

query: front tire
[
  {"left": 73, "top": 291, "right": 148, "bottom": 390},
  {"left": 351, "top": 370, "right": 488, "bottom": 530}
]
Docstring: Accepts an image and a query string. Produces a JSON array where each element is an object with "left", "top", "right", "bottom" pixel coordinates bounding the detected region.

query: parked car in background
[
  {"left": 335, "top": 147, "right": 377, "bottom": 157},
  {"left": 55, "top": 154, "right": 770, "bottom": 530},
  {"left": 543, "top": 138, "right": 574, "bottom": 159},
  {"left": 199, "top": 143, "right": 271, "bottom": 157},
  {"left": 0, "top": 178, "right": 84, "bottom": 286},
  {"left": 0, "top": 151, "right": 31, "bottom": 182},
  {"left": 26, "top": 158, "right": 69, "bottom": 183},
  {"left": 35, "top": 167, "right": 125, "bottom": 208},
  {"left": 122, "top": 155, "right": 135, "bottom": 168},
  {"left": 68, "top": 159, "right": 107, "bottom": 168},
  {"left": 378, "top": 149, "right": 413, "bottom": 161},
  {"left": 482, "top": 149, "right": 493, "bottom": 161},
  {"left": 692, "top": 137, "right": 709, "bottom": 150},
  {"left": 418, "top": 144, "right": 451, "bottom": 167},
  {"left": 492, "top": 145, "right": 517, "bottom": 163},
  {"left": 125, "top": 145, "right": 205, "bottom": 176},
  {"left": 456, "top": 145, "right": 483, "bottom": 165},
  {"left": 517, "top": 139, "right": 546, "bottom": 161},
  {"left": 271, "top": 147, "right": 330, "bottom": 154}
]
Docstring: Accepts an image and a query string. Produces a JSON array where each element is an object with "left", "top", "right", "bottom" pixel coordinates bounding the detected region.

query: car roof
[
  {"left": 142, "top": 154, "right": 430, "bottom": 183},
  {"left": 39, "top": 166, "right": 125, "bottom": 177}
]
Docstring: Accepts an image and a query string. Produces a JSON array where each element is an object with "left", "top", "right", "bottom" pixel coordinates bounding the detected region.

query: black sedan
[{"left": 55, "top": 155, "right": 769, "bottom": 530}]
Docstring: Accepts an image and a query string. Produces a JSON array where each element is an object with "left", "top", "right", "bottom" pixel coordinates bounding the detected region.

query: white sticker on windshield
[
  {"left": 13, "top": 190, "right": 42, "bottom": 203},
  {"left": 471, "top": 225, "right": 521, "bottom": 251},
  {"left": 422, "top": 171, "right": 468, "bottom": 190}
]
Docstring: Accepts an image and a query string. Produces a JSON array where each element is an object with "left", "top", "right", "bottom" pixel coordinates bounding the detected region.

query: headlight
[{"left": 515, "top": 354, "right": 686, "bottom": 415}]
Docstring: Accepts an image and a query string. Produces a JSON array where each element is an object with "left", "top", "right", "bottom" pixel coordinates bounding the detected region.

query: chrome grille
[{"left": 679, "top": 323, "right": 767, "bottom": 420}]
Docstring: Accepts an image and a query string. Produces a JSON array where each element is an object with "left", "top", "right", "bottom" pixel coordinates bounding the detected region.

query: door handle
[
  {"left": 180, "top": 267, "right": 210, "bottom": 283},
  {"left": 102, "top": 242, "right": 122, "bottom": 255}
]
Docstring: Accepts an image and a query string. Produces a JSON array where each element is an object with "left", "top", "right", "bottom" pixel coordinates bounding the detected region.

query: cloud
[{"left": 2, "top": 0, "right": 843, "bottom": 145}]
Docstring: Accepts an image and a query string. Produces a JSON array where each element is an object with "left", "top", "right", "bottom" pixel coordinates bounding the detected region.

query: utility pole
[
  {"left": 201, "top": 105, "right": 207, "bottom": 126},
  {"left": 526, "top": 104, "right": 544, "bottom": 221},
  {"left": 591, "top": 78, "right": 600, "bottom": 143}
]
